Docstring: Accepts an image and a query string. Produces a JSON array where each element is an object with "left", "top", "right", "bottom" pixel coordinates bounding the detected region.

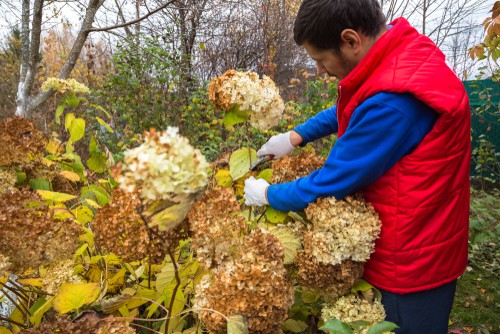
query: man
[{"left": 243, "top": 0, "right": 471, "bottom": 333}]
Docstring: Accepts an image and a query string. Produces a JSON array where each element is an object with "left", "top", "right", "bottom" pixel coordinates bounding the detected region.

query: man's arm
[
  {"left": 267, "top": 92, "right": 438, "bottom": 212},
  {"left": 293, "top": 105, "right": 338, "bottom": 145}
]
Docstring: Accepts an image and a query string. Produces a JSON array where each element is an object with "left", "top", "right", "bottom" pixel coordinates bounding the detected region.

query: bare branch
[{"left": 88, "top": 0, "right": 176, "bottom": 32}]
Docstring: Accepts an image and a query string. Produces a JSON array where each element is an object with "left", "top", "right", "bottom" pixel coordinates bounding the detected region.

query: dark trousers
[{"left": 379, "top": 280, "right": 457, "bottom": 334}]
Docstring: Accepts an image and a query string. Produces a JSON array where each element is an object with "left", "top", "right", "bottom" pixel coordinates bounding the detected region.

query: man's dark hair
[{"left": 294, "top": 0, "right": 386, "bottom": 51}]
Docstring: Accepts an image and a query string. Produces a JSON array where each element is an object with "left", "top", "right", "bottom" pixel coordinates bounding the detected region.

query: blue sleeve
[
  {"left": 294, "top": 105, "right": 338, "bottom": 144},
  {"left": 267, "top": 92, "right": 438, "bottom": 212}
]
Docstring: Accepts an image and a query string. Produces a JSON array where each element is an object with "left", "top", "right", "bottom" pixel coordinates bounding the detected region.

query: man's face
[{"left": 303, "top": 41, "right": 358, "bottom": 80}]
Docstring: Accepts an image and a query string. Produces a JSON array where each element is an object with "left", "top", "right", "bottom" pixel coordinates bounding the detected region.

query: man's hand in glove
[
  {"left": 257, "top": 131, "right": 303, "bottom": 159},
  {"left": 244, "top": 176, "right": 270, "bottom": 206}
]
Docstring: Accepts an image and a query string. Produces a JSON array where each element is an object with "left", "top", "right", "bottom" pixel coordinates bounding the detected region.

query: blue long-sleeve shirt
[{"left": 267, "top": 92, "right": 438, "bottom": 212}]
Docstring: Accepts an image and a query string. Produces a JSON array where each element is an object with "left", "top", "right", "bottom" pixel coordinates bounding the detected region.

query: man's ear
[{"left": 340, "top": 29, "right": 362, "bottom": 54}]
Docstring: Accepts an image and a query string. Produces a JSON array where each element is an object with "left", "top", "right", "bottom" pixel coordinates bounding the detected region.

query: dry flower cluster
[
  {"left": 41, "top": 77, "right": 90, "bottom": 95},
  {"left": 93, "top": 188, "right": 186, "bottom": 263},
  {"left": 114, "top": 127, "right": 209, "bottom": 204},
  {"left": 42, "top": 260, "right": 83, "bottom": 295},
  {"left": 0, "top": 116, "right": 47, "bottom": 167},
  {"left": 304, "top": 195, "right": 381, "bottom": 265},
  {"left": 208, "top": 69, "right": 285, "bottom": 130},
  {"left": 321, "top": 293, "right": 386, "bottom": 332},
  {"left": 18, "top": 312, "right": 135, "bottom": 334},
  {"left": 187, "top": 186, "right": 246, "bottom": 268},
  {"left": 271, "top": 150, "right": 326, "bottom": 183},
  {"left": 0, "top": 190, "right": 82, "bottom": 275},
  {"left": 0, "top": 167, "right": 16, "bottom": 195},
  {"left": 193, "top": 229, "right": 294, "bottom": 333}
]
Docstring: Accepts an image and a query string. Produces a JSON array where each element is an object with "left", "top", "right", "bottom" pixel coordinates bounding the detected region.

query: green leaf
[
  {"left": 223, "top": 106, "right": 249, "bottom": 128},
  {"left": 227, "top": 314, "right": 248, "bottom": 334},
  {"left": 301, "top": 289, "right": 320, "bottom": 304},
  {"left": 71, "top": 205, "right": 94, "bottom": 224},
  {"left": 55, "top": 103, "right": 66, "bottom": 125},
  {"left": 257, "top": 168, "right": 273, "bottom": 183},
  {"left": 68, "top": 117, "right": 86, "bottom": 142},
  {"left": 29, "top": 297, "right": 54, "bottom": 327},
  {"left": 16, "top": 171, "right": 27, "bottom": 184},
  {"left": 320, "top": 319, "right": 353, "bottom": 334},
  {"left": 96, "top": 117, "right": 114, "bottom": 133},
  {"left": 351, "top": 279, "right": 374, "bottom": 293},
  {"left": 266, "top": 206, "right": 288, "bottom": 223},
  {"left": 199, "top": 42, "right": 205, "bottom": 50},
  {"left": 29, "top": 178, "right": 52, "bottom": 190},
  {"left": 89, "top": 135, "right": 98, "bottom": 155},
  {"left": 268, "top": 226, "right": 301, "bottom": 264},
  {"left": 282, "top": 319, "right": 308, "bottom": 333},
  {"left": 66, "top": 96, "right": 80, "bottom": 108},
  {"left": 366, "top": 321, "right": 399, "bottom": 334},
  {"left": 229, "top": 148, "right": 257, "bottom": 180},
  {"left": 87, "top": 152, "right": 107, "bottom": 173},
  {"left": 89, "top": 185, "right": 110, "bottom": 206},
  {"left": 90, "top": 104, "right": 111, "bottom": 118},
  {"left": 53, "top": 283, "right": 100, "bottom": 314},
  {"left": 37, "top": 190, "right": 77, "bottom": 203}
]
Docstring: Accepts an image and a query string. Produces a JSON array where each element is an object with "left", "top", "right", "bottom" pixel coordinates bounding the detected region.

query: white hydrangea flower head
[
  {"left": 41, "top": 77, "right": 90, "bottom": 95},
  {"left": 305, "top": 195, "right": 381, "bottom": 265},
  {"left": 208, "top": 69, "right": 285, "bottom": 130},
  {"left": 117, "top": 127, "right": 210, "bottom": 203},
  {"left": 321, "top": 293, "right": 386, "bottom": 332}
]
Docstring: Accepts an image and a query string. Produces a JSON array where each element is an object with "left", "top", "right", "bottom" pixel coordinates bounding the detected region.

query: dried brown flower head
[
  {"left": 296, "top": 250, "right": 364, "bottom": 297},
  {"left": 93, "top": 188, "right": 185, "bottom": 263},
  {"left": 194, "top": 229, "right": 293, "bottom": 333},
  {"left": 0, "top": 167, "right": 16, "bottom": 195},
  {"left": 18, "top": 312, "right": 136, "bottom": 334},
  {"left": 0, "top": 116, "right": 47, "bottom": 167},
  {"left": 271, "top": 151, "right": 326, "bottom": 183},
  {"left": 0, "top": 190, "right": 82, "bottom": 275},
  {"left": 188, "top": 186, "right": 246, "bottom": 268}
]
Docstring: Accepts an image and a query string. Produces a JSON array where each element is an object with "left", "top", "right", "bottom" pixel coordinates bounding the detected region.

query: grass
[{"left": 449, "top": 187, "right": 500, "bottom": 334}]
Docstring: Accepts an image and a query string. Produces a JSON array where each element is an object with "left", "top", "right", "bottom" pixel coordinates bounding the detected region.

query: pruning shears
[{"left": 250, "top": 154, "right": 274, "bottom": 171}]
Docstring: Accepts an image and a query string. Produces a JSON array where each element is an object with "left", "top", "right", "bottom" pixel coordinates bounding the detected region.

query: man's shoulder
[{"left": 362, "top": 92, "right": 434, "bottom": 114}]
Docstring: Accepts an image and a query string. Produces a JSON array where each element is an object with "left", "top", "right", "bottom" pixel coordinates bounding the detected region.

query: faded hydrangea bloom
[
  {"left": 321, "top": 293, "right": 386, "bottom": 333},
  {"left": 305, "top": 195, "right": 381, "bottom": 265},
  {"left": 192, "top": 229, "right": 294, "bottom": 333},
  {"left": 208, "top": 69, "right": 285, "bottom": 130},
  {"left": 42, "top": 260, "right": 83, "bottom": 295},
  {"left": 116, "top": 127, "right": 210, "bottom": 203},
  {"left": 41, "top": 77, "right": 90, "bottom": 95}
]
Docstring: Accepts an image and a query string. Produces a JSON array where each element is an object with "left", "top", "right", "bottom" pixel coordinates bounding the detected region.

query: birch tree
[{"left": 15, "top": 0, "right": 175, "bottom": 118}]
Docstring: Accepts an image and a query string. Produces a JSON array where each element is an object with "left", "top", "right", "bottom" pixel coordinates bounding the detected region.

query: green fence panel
[{"left": 463, "top": 79, "right": 500, "bottom": 180}]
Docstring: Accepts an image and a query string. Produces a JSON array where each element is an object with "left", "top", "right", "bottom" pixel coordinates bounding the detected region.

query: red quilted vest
[{"left": 336, "top": 18, "right": 470, "bottom": 293}]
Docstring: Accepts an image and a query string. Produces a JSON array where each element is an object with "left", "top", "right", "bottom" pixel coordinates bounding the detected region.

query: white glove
[
  {"left": 257, "top": 131, "right": 295, "bottom": 159},
  {"left": 244, "top": 176, "right": 269, "bottom": 206}
]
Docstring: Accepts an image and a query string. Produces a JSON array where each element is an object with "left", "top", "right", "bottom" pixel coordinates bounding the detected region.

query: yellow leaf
[
  {"left": 0, "top": 327, "right": 13, "bottom": 334},
  {"left": 53, "top": 283, "right": 100, "bottom": 314},
  {"left": 215, "top": 169, "right": 233, "bottom": 187},
  {"left": 101, "top": 293, "right": 135, "bottom": 314},
  {"left": 37, "top": 190, "right": 77, "bottom": 203},
  {"left": 41, "top": 157, "right": 56, "bottom": 167},
  {"left": 107, "top": 268, "right": 126, "bottom": 294},
  {"left": 17, "top": 278, "right": 43, "bottom": 287},
  {"left": 268, "top": 226, "right": 302, "bottom": 265},
  {"left": 59, "top": 170, "right": 80, "bottom": 182},
  {"left": 85, "top": 198, "right": 101, "bottom": 208},
  {"left": 46, "top": 138, "right": 63, "bottom": 155},
  {"left": 227, "top": 315, "right": 248, "bottom": 334}
]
